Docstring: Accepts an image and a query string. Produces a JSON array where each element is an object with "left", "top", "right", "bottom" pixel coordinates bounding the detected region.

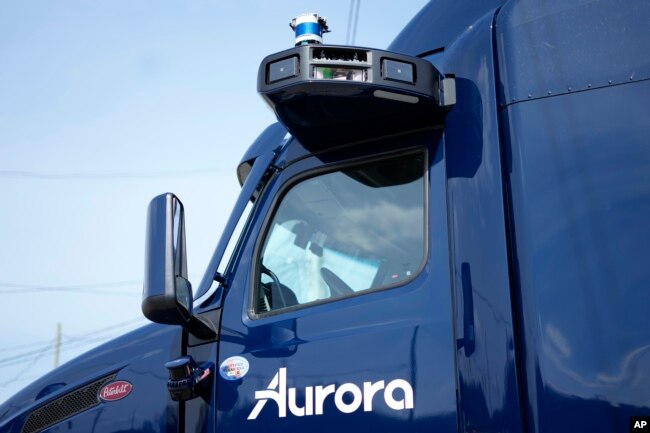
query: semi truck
[{"left": 1, "top": 0, "right": 649, "bottom": 432}]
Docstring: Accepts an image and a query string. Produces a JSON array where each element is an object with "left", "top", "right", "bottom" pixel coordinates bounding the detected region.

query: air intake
[{"left": 21, "top": 373, "right": 116, "bottom": 433}]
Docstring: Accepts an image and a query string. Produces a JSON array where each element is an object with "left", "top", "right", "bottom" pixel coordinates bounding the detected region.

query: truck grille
[{"left": 21, "top": 373, "right": 116, "bottom": 433}]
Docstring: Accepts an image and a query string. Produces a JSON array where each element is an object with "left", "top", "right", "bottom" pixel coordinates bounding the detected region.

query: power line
[
  {"left": 0, "top": 274, "right": 203, "bottom": 296},
  {"left": 0, "top": 345, "right": 53, "bottom": 388},
  {"left": 346, "top": 0, "right": 361, "bottom": 45},
  {"left": 0, "top": 338, "right": 57, "bottom": 354},
  {"left": 0, "top": 320, "right": 146, "bottom": 389},
  {"left": 0, "top": 280, "right": 142, "bottom": 297},
  {"left": 346, "top": 1, "right": 354, "bottom": 44},
  {"left": 0, "top": 167, "right": 227, "bottom": 180},
  {"left": 0, "top": 317, "right": 147, "bottom": 369},
  {"left": 61, "top": 317, "right": 146, "bottom": 343},
  {"left": 0, "top": 345, "right": 57, "bottom": 367}
]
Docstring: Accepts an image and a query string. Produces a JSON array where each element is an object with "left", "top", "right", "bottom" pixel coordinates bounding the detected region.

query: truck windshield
[{"left": 256, "top": 151, "right": 425, "bottom": 313}]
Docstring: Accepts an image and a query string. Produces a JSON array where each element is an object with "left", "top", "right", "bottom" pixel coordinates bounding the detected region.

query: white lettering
[
  {"left": 248, "top": 369, "right": 415, "bottom": 420},
  {"left": 247, "top": 368, "right": 286, "bottom": 420},
  {"left": 334, "top": 383, "right": 363, "bottom": 413},
  {"left": 101, "top": 384, "right": 129, "bottom": 398},
  {"left": 305, "top": 386, "right": 314, "bottom": 416},
  {"left": 288, "top": 386, "right": 313, "bottom": 416},
  {"left": 363, "top": 380, "right": 384, "bottom": 412},
  {"left": 384, "top": 379, "right": 414, "bottom": 410},
  {"left": 314, "top": 384, "right": 335, "bottom": 415}
]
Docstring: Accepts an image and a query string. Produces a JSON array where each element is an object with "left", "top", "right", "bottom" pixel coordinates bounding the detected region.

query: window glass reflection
[{"left": 257, "top": 152, "right": 425, "bottom": 313}]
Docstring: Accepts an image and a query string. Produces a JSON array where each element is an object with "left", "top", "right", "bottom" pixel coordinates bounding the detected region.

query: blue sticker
[{"left": 219, "top": 356, "right": 250, "bottom": 381}]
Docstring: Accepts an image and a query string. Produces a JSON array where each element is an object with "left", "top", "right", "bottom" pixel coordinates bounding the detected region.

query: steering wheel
[
  {"left": 320, "top": 267, "right": 354, "bottom": 298},
  {"left": 260, "top": 265, "right": 288, "bottom": 309}
]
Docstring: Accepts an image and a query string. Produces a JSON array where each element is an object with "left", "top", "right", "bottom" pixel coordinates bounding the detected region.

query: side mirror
[{"left": 143, "top": 193, "right": 215, "bottom": 338}]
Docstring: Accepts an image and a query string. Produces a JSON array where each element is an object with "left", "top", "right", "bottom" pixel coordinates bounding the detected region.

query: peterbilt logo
[
  {"left": 248, "top": 368, "right": 414, "bottom": 420},
  {"left": 99, "top": 381, "right": 132, "bottom": 402}
]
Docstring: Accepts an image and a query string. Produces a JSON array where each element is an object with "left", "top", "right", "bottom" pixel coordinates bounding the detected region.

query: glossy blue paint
[
  {"left": 0, "top": 324, "right": 182, "bottom": 433},
  {"left": 433, "top": 8, "right": 525, "bottom": 433},
  {"left": 215, "top": 131, "right": 458, "bottom": 432},
  {"left": 389, "top": 0, "right": 507, "bottom": 56},
  {"left": 3, "top": 1, "right": 649, "bottom": 432},
  {"left": 496, "top": 1, "right": 650, "bottom": 431},
  {"left": 500, "top": 80, "right": 650, "bottom": 433},
  {"left": 236, "top": 123, "right": 288, "bottom": 186},
  {"left": 496, "top": 0, "right": 650, "bottom": 104}
]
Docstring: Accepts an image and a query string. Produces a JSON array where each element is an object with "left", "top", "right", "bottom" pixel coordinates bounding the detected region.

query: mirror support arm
[{"left": 188, "top": 315, "right": 217, "bottom": 339}]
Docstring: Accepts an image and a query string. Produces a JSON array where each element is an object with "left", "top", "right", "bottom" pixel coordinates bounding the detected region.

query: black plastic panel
[
  {"left": 258, "top": 44, "right": 453, "bottom": 149},
  {"left": 21, "top": 374, "right": 116, "bottom": 433}
]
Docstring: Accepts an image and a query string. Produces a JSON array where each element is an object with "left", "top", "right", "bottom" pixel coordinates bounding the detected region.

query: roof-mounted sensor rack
[{"left": 257, "top": 44, "right": 455, "bottom": 149}]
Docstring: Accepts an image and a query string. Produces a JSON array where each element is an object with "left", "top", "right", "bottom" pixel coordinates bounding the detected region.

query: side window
[{"left": 255, "top": 152, "right": 426, "bottom": 314}]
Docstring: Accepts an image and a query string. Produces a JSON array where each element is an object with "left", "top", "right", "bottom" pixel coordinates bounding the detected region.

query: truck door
[{"left": 216, "top": 130, "right": 458, "bottom": 432}]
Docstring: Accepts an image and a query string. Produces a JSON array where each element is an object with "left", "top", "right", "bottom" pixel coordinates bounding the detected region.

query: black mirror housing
[{"left": 142, "top": 193, "right": 193, "bottom": 325}]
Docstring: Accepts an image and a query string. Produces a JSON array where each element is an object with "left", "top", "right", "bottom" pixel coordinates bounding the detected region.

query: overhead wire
[
  {"left": 0, "top": 167, "right": 227, "bottom": 180},
  {"left": 0, "top": 274, "right": 204, "bottom": 296},
  {"left": 61, "top": 317, "right": 146, "bottom": 343},
  {"left": 346, "top": 0, "right": 354, "bottom": 44},
  {"left": 346, "top": 0, "right": 361, "bottom": 45},
  {"left": 0, "top": 317, "right": 148, "bottom": 388},
  {"left": 0, "top": 317, "right": 147, "bottom": 369},
  {"left": 0, "top": 281, "right": 142, "bottom": 296},
  {"left": 0, "top": 338, "right": 57, "bottom": 354},
  {"left": 0, "top": 345, "right": 53, "bottom": 388}
]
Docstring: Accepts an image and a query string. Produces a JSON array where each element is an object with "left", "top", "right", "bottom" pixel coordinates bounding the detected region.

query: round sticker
[{"left": 219, "top": 356, "right": 250, "bottom": 381}]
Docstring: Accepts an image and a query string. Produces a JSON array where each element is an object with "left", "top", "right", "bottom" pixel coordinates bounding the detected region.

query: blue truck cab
[{"left": 1, "top": 1, "right": 649, "bottom": 432}]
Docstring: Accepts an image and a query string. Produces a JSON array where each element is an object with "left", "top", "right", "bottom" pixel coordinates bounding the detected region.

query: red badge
[{"left": 99, "top": 381, "right": 132, "bottom": 402}]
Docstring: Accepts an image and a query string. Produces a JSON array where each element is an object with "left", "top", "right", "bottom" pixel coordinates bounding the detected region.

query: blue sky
[{"left": 0, "top": 1, "right": 428, "bottom": 402}]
